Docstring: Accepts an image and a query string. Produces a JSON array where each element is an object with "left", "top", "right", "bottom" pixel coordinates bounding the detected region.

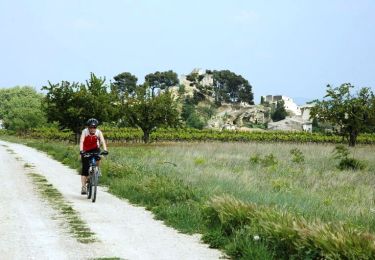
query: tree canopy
[
  {"left": 42, "top": 73, "right": 117, "bottom": 140},
  {"left": 112, "top": 72, "right": 138, "bottom": 101},
  {"left": 121, "top": 83, "right": 180, "bottom": 142},
  {"left": 211, "top": 70, "right": 254, "bottom": 105},
  {"left": 0, "top": 86, "right": 46, "bottom": 132},
  {"left": 310, "top": 83, "right": 375, "bottom": 146},
  {"left": 145, "top": 70, "right": 179, "bottom": 97}
]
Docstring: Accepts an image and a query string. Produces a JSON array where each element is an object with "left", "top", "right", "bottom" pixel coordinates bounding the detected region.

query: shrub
[
  {"left": 338, "top": 158, "right": 366, "bottom": 171},
  {"left": 261, "top": 153, "right": 278, "bottom": 167},
  {"left": 249, "top": 153, "right": 261, "bottom": 164},
  {"left": 290, "top": 148, "right": 305, "bottom": 163},
  {"left": 333, "top": 145, "right": 366, "bottom": 170}
]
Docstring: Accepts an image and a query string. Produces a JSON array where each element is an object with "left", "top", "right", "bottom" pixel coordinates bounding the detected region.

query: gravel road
[{"left": 0, "top": 140, "right": 223, "bottom": 260}]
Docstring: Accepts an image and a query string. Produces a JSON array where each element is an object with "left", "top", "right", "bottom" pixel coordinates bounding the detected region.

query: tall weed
[{"left": 204, "top": 195, "right": 375, "bottom": 259}]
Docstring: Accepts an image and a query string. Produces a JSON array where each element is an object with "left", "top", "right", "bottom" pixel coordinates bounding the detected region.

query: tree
[
  {"left": 0, "top": 86, "right": 46, "bottom": 132},
  {"left": 271, "top": 100, "right": 288, "bottom": 122},
  {"left": 310, "top": 84, "right": 375, "bottom": 146},
  {"left": 42, "top": 73, "right": 117, "bottom": 142},
  {"left": 122, "top": 83, "right": 180, "bottom": 143},
  {"left": 145, "top": 70, "right": 179, "bottom": 97},
  {"left": 260, "top": 96, "right": 265, "bottom": 105},
  {"left": 212, "top": 70, "right": 254, "bottom": 105},
  {"left": 112, "top": 72, "right": 138, "bottom": 102}
]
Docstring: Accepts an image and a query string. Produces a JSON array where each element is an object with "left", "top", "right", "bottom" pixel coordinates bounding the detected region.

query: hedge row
[{"left": 3, "top": 127, "right": 375, "bottom": 144}]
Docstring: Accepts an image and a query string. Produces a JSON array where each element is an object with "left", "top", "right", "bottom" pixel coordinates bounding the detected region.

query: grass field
[
  {"left": 106, "top": 142, "right": 375, "bottom": 230},
  {"left": 2, "top": 135, "right": 375, "bottom": 259}
]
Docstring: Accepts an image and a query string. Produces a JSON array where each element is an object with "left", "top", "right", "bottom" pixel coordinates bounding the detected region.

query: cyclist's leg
[{"left": 81, "top": 156, "right": 90, "bottom": 194}]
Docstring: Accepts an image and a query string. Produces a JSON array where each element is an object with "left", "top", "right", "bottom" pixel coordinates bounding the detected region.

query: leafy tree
[
  {"left": 212, "top": 70, "right": 254, "bottom": 105},
  {"left": 260, "top": 96, "right": 265, "bottom": 105},
  {"left": 181, "top": 98, "right": 195, "bottom": 122},
  {"left": 0, "top": 86, "right": 46, "bottom": 132},
  {"left": 0, "top": 86, "right": 37, "bottom": 118},
  {"left": 145, "top": 70, "right": 179, "bottom": 97},
  {"left": 271, "top": 100, "right": 287, "bottom": 122},
  {"left": 186, "top": 112, "right": 205, "bottom": 130},
  {"left": 112, "top": 72, "right": 138, "bottom": 102},
  {"left": 42, "top": 73, "right": 117, "bottom": 142},
  {"left": 122, "top": 83, "right": 180, "bottom": 143},
  {"left": 310, "top": 84, "right": 375, "bottom": 146}
]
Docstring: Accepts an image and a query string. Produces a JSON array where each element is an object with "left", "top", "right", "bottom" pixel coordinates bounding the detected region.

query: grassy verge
[
  {"left": 2, "top": 135, "right": 375, "bottom": 259},
  {"left": 29, "top": 172, "right": 97, "bottom": 243},
  {"left": 6, "top": 146, "right": 98, "bottom": 244}
]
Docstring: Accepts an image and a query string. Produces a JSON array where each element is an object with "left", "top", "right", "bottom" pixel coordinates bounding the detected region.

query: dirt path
[{"left": 0, "top": 141, "right": 223, "bottom": 260}]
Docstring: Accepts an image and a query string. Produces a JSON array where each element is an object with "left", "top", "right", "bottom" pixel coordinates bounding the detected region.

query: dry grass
[{"left": 113, "top": 142, "right": 375, "bottom": 231}]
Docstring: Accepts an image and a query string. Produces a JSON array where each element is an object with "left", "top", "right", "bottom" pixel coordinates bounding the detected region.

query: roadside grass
[
  {"left": 2, "top": 135, "right": 375, "bottom": 258},
  {"left": 28, "top": 173, "right": 96, "bottom": 243}
]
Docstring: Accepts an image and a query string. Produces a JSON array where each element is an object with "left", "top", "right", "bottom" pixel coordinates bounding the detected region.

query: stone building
[{"left": 262, "top": 95, "right": 301, "bottom": 116}]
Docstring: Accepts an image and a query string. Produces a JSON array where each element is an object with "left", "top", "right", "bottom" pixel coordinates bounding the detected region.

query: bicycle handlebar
[{"left": 82, "top": 151, "right": 108, "bottom": 157}]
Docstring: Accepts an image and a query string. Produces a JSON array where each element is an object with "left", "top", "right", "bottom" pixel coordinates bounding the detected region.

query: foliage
[
  {"left": 333, "top": 145, "right": 366, "bottom": 170},
  {"left": 178, "top": 84, "right": 186, "bottom": 95},
  {"left": 181, "top": 98, "right": 215, "bottom": 129},
  {"left": 290, "top": 148, "right": 305, "bottom": 163},
  {"left": 42, "top": 73, "right": 117, "bottom": 139},
  {"left": 112, "top": 72, "right": 138, "bottom": 101},
  {"left": 122, "top": 84, "right": 180, "bottom": 143},
  {"left": 212, "top": 70, "right": 254, "bottom": 105},
  {"left": 310, "top": 84, "right": 375, "bottom": 146},
  {"left": 186, "top": 113, "right": 205, "bottom": 130},
  {"left": 144, "top": 70, "right": 179, "bottom": 97},
  {"left": 15, "top": 126, "right": 375, "bottom": 145},
  {"left": 249, "top": 153, "right": 278, "bottom": 167},
  {"left": 271, "top": 100, "right": 287, "bottom": 122},
  {"left": 0, "top": 86, "right": 46, "bottom": 132}
]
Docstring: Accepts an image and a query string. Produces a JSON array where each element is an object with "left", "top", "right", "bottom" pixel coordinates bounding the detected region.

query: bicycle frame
[{"left": 84, "top": 152, "right": 102, "bottom": 203}]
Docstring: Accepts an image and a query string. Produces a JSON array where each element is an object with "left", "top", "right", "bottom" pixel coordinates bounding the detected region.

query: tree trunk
[
  {"left": 143, "top": 130, "right": 150, "bottom": 143},
  {"left": 348, "top": 131, "right": 357, "bottom": 147}
]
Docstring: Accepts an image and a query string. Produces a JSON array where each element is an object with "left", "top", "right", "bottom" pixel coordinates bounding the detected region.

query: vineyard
[{"left": 4, "top": 127, "right": 375, "bottom": 144}]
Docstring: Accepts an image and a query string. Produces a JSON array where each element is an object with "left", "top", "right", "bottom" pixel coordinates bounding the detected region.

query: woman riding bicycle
[{"left": 79, "top": 118, "right": 108, "bottom": 195}]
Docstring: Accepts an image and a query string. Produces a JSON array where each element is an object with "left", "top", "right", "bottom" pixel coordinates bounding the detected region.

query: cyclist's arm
[
  {"left": 99, "top": 131, "right": 107, "bottom": 151},
  {"left": 79, "top": 130, "right": 85, "bottom": 151}
]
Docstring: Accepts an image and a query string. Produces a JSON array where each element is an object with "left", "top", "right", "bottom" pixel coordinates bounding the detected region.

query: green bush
[
  {"left": 249, "top": 153, "right": 278, "bottom": 167},
  {"left": 333, "top": 145, "right": 366, "bottom": 170},
  {"left": 262, "top": 153, "right": 278, "bottom": 167},
  {"left": 249, "top": 153, "right": 261, "bottom": 164},
  {"left": 290, "top": 148, "right": 305, "bottom": 163},
  {"left": 338, "top": 158, "right": 366, "bottom": 171}
]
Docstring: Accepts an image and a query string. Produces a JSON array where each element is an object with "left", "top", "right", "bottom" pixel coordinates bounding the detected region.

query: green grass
[
  {"left": 102, "top": 142, "right": 375, "bottom": 230},
  {"left": 2, "top": 134, "right": 375, "bottom": 258}
]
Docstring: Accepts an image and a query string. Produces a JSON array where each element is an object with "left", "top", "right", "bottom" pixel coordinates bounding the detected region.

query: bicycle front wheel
[
  {"left": 87, "top": 169, "right": 93, "bottom": 199},
  {"left": 92, "top": 167, "right": 98, "bottom": 203}
]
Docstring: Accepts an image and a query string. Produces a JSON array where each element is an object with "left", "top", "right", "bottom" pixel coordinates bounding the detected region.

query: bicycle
[{"left": 83, "top": 151, "right": 108, "bottom": 203}]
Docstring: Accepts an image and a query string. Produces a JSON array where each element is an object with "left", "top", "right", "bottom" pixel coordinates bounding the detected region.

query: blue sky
[{"left": 0, "top": 0, "right": 374, "bottom": 104}]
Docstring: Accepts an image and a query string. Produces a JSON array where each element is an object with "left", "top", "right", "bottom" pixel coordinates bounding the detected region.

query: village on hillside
[{"left": 176, "top": 68, "right": 315, "bottom": 133}]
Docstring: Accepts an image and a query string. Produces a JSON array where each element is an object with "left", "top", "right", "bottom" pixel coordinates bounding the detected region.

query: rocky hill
[{"left": 170, "top": 69, "right": 271, "bottom": 131}]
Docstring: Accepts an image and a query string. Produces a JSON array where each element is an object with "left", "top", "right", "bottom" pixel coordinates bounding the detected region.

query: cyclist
[{"left": 79, "top": 118, "right": 108, "bottom": 195}]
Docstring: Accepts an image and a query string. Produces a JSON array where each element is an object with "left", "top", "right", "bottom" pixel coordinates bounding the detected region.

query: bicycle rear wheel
[{"left": 92, "top": 167, "right": 98, "bottom": 203}]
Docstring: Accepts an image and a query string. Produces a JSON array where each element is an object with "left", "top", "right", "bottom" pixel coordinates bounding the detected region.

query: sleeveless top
[{"left": 82, "top": 128, "right": 102, "bottom": 151}]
